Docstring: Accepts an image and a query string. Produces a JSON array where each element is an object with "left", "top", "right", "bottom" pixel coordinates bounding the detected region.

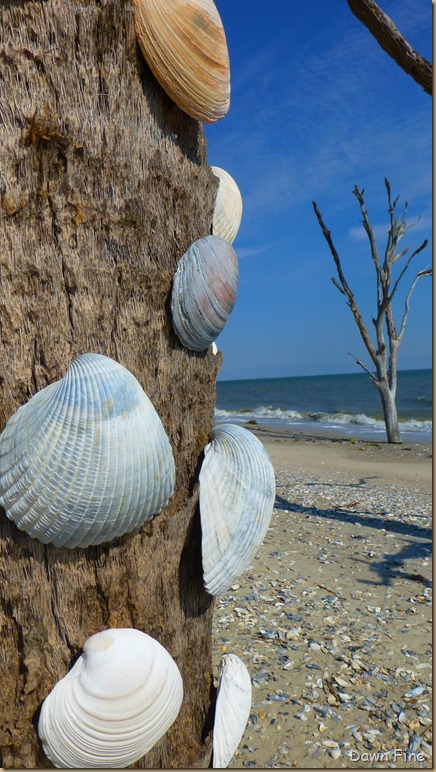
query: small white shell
[
  {"left": 171, "top": 236, "right": 238, "bottom": 352},
  {"left": 0, "top": 354, "right": 175, "bottom": 548},
  {"left": 38, "top": 628, "right": 184, "bottom": 768},
  {"left": 213, "top": 654, "right": 252, "bottom": 768},
  {"left": 199, "top": 424, "right": 275, "bottom": 595},
  {"left": 211, "top": 167, "right": 243, "bottom": 244}
]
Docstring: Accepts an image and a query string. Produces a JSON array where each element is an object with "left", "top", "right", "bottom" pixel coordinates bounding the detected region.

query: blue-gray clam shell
[
  {"left": 199, "top": 424, "right": 275, "bottom": 595},
  {"left": 0, "top": 354, "right": 175, "bottom": 548},
  {"left": 170, "top": 235, "right": 238, "bottom": 351}
]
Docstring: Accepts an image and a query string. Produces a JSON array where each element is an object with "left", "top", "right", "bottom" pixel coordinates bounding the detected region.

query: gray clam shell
[
  {"left": 199, "top": 424, "right": 276, "bottom": 595},
  {"left": 0, "top": 354, "right": 175, "bottom": 548},
  {"left": 38, "top": 628, "right": 183, "bottom": 768},
  {"left": 213, "top": 653, "right": 252, "bottom": 768},
  {"left": 171, "top": 235, "right": 238, "bottom": 351}
]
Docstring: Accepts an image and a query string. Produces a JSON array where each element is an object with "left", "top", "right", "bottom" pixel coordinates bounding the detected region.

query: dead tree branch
[
  {"left": 347, "top": 0, "right": 432, "bottom": 95},
  {"left": 312, "top": 201, "right": 378, "bottom": 366}
]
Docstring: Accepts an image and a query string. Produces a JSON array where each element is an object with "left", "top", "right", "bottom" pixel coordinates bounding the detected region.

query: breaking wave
[{"left": 214, "top": 405, "right": 432, "bottom": 438}]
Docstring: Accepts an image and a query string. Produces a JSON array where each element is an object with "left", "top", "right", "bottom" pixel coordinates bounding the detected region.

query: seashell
[
  {"left": 213, "top": 654, "right": 252, "bottom": 768},
  {"left": 199, "top": 424, "right": 275, "bottom": 595},
  {"left": 0, "top": 353, "right": 175, "bottom": 548},
  {"left": 211, "top": 167, "right": 243, "bottom": 244},
  {"left": 38, "top": 628, "right": 183, "bottom": 768},
  {"left": 171, "top": 236, "right": 238, "bottom": 352},
  {"left": 133, "top": 0, "right": 230, "bottom": 123}
]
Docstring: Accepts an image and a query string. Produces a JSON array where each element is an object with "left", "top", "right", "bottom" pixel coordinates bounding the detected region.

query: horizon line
[{"left": 217, "top": 366, "right": 432, "bottom": 384}]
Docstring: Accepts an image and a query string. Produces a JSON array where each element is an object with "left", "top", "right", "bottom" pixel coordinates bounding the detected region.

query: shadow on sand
[{"left": 274, "top": 487, "right": 432, "bottom": 588}]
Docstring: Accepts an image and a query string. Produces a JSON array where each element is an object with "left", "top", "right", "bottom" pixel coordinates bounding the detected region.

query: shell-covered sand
[{"left": 212, "top": 425, "right": 432, "bottom": 768}]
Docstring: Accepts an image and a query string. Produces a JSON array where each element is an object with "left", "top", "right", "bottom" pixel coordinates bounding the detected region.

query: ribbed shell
[
  {"left": 213, "top": 654, "right": 252, "bottom": 768},
  {"left": 171, "top": 236, "right": 238, "bottom": 352},
  {"left": 0, "top": 354, "right": 175, "bottom": 548},
  {"left": 199, "top": 424, "right": 275, "bottom": 595},
  {"left": 133, "top": 0, "right": 230, "bottom": 123},
  {"left": 211, "top": 167, "right": 243, "bottom": 244},
  {"left": 38, "top": 628, "right": 183, "bottom": 768}
]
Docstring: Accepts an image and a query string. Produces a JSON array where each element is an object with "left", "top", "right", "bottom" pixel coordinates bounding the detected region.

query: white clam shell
[
  {"left": 199, "top": 424, "right": 276, "bottom": 595},
  {"left": 171, "top": 236, "right": 238, "bottom": 352},
  {"left": 213, "top": 654, "right": 252, "bottom": 768},
  {"left": 211, "top": 167, "right": 243, "bottom": 244},
  {"left": 38, "top": 628, "right": 183, "bottom": 768},
  {"left": 133, "top": 0, "right": 230, "bottom": 123},
  {"left": 0, "top": 353, "right": 175, "bottom": 548}
]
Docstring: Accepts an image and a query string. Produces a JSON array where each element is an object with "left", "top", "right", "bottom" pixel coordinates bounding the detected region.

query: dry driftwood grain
[{"left": 0, "top": 0, "right": 221, "bottom": 767}]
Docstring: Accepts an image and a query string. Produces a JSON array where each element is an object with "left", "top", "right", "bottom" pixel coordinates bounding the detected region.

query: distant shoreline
[{"left": 241, "top": 420, "right": 433, "bottom": 450}]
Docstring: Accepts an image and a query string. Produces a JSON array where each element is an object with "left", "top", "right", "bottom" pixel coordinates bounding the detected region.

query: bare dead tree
[
  {"left": 347, "top": 0, "right": 432, "bottom": 95},
  {"left": 313, "top": 180, "right": 431, "bottom": 443}
]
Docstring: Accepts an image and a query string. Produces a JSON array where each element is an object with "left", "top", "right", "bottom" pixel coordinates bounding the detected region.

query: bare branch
[
  {"left": 352, "top": 185, "right": 382, "bottom": 303},
  {"left": 331, "top": 277, "right": 346, "bottom": 295},
  {"left": 353, "top": 187, "right": 381, "bottom": 265},
  {"left": 389, "top": 239, "right": 429, "bottom": 301},
  {"left": 313, "top": 200, "right": 378, "bottom": 364},
  {"left": 347, "top": 352, "right": 378, "bottom": 383},
  {"left": 347, "top": 0, "right": 432, "bottom": 95},
  {"left": 398, "top": 268, "right": 432, "bottom": 343},
  {"left": 384, "top": 179, "right": 407, "bottom": 270}
]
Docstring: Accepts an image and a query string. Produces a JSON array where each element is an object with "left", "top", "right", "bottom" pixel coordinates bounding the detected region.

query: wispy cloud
[
  {"left": 349, "top": 214, "right": 432, "bottom": 242},
  {"left": 207, "top": 5, "right": 431, "bottom": 224},
  {"left": 235, "top": 242, "right": 276, "bottom": 260}
]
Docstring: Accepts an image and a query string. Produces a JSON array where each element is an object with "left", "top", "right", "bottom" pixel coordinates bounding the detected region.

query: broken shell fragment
[
  {"left": 133, "top": 0, "right": 230, "bottom": 123},
  {"left": 213, "top": 654, "right": 252, "bottom": 768},
  {"left": 211, "top": 167, "right": 243, "bottom": 244},
  {"left": 38, "top": 628, "right": 183, "bottom": 768},
  {"left": 171, "top": 236, "right": 238, "bottom": 352},
  {"left": 0, "top": 353, "right": 175, "bottom": 548},
  {"left": 199, "top": 424, "right": 275, "bottom": 595}
]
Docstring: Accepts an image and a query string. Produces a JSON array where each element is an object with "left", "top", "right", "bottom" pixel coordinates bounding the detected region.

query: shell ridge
[
  {"left": 200, "top": 424, "right": 275, "bottom": 594},
  {"left": 133, "top": 0, "right": 230, "bottom": 123},
  {"left": 9, "top": 369, "right": 85, "bottom": 539},
  {"left": 0, "top": 355, "right": 175, "bottom": 549},
  {"left": 39, "top": 629, "right": 183, "bottom": 767},
  {"left": 57, "top": 362, "right": 109, "bottom": 548}
]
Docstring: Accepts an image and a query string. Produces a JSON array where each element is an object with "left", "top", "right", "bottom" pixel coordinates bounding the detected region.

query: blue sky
[{"left": 204, "top": 1, "right": 432, "bottom": 381}]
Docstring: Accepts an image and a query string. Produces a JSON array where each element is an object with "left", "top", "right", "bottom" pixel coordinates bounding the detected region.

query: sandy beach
[{"left": 212, "top": 424, "right": 432, "bottom": 768}]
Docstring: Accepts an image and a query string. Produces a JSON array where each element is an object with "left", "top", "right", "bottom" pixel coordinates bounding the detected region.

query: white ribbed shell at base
[
  {"left": 38, "top": 628, "right": 184, "bottom": 768},
  {"left": 213, "top": 654, "right": 252, "bottom": 768},
  {"left": 211, "top": 166, "right": 243, "bottom": 244},
  {"left": 0, "top": 353, "right": 175, "bottom": 548},
  {"left": 199, "top": 423, "right": 276, "bottom": 595}
]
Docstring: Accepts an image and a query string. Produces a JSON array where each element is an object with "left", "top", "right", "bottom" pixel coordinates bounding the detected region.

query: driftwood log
[{"left": 0, "top": 0, "right": 221, "bottom": 766}]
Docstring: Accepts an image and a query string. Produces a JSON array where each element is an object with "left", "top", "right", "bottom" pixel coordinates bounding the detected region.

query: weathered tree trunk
[
  {"left": 375, "top": 379, "right": 402, "bottom": 444},
  {"left": 0, "top": 1, "right": 221, "bottom": 767}
]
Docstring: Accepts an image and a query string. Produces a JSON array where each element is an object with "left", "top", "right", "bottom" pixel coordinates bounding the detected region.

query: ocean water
[{"left": 215, "top": 369, "right": 432, "bottom": 443}]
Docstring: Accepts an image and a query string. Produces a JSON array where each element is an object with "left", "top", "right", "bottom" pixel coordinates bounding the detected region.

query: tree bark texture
[
  {"left": 375, "top": 379, "right": 401, "bottom": 444},
  {"left": 347, "top": 0, "right": 432, "bottom": 95},
  {"left": 0, "top": 1, "right": 222, "bottom": 767}
]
